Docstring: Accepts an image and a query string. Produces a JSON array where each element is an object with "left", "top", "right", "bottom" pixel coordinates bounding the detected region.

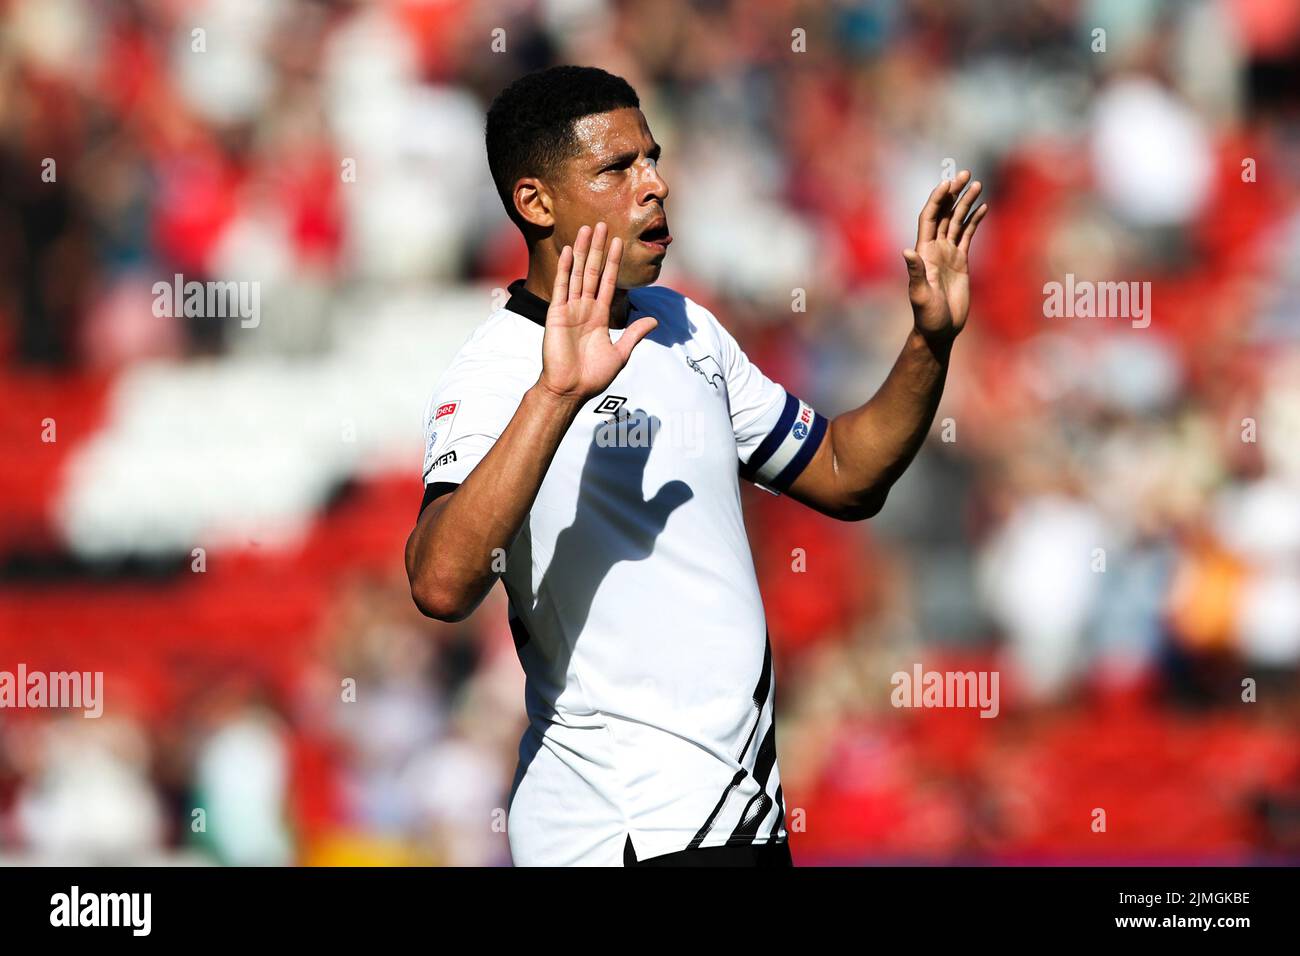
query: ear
[{"left": 514, "top": 177, "right": 555, "bottom": 231}]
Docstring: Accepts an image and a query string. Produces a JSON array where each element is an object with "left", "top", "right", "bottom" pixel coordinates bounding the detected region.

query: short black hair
[{"left": 485, "top": 65, "right": 640, "bottom": 233}]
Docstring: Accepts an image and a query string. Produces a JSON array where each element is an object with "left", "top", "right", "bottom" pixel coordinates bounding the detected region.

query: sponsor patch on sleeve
[
  {"left": 424, "top": 399, "right": 461, "bottom": 477},
  {"left": 428, "top": 400, "right": 460, "bottom": 450},
  {"left": 741, "top": 393, "right": 828, "bottom": 493}
]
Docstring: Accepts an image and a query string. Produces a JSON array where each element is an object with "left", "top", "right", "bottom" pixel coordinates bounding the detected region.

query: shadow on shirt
[{"left": 505, "top": 409, "right": 693, "bottom": 826}]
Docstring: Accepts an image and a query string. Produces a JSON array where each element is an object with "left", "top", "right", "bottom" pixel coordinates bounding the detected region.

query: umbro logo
[{"left": 594, "top": 395, "right": 627, "bottom": 416}]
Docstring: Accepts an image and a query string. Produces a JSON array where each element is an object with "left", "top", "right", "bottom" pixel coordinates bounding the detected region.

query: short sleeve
[
  {"left": 698, "top": 300, "right": 829, "bottom": 496},
  {"left": 418, "top": 343, "right": 528, "bottom": 513}
]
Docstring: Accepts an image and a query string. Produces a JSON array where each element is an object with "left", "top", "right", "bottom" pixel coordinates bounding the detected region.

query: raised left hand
[{"left": 903, "top": 170, "right": 988, "bottom": 345}]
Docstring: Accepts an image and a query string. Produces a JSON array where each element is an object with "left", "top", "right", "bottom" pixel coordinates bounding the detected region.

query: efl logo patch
[{"left": 793, "top": 404, "right": 813, "bottom": 440}]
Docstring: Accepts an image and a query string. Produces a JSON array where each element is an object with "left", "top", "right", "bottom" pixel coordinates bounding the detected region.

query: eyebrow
[{"left": 598, "top": 142, "right": 662, "bottom": 168}]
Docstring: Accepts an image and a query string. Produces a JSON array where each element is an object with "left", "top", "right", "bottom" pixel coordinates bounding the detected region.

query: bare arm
[
  {"left": 405, "top": 384, "right": 585, "bottom": 621},
  {"left": 406, "top": 222, "right": 658, "bottom": 621},
  {"left": 785, "top": 170, "right": 988, "bottom": 521}
]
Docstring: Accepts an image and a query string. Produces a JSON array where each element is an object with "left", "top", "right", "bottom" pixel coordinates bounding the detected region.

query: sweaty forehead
[{"left": 569, "top": 108, "right": 651, "bottom": 164}]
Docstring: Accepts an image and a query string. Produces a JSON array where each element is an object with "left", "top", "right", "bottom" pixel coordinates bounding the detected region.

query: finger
[
  {"left": 552, "top": 245, "right": 573, "bottom": 305},
  {"left": 935, "top": 171, "right": 968, "bottom": 241},
  {"left": 947, "top": 179, "right": 982, "bottom": 243},
  {"left": 957, "top": 203, "right": 989, "bottom": 254},
  {"left": 582, "top": 222, "right": 607, "bottom": 299},
  {"left": 935, "top": 199, "right": 957, "bottom": 240},
  {"left": 901, "top": 248, "right": 927, "bottom": 293},
  {"left": 916, "top": 180, "right": 951, "bottom": 244},
  {"left": 570, "top": 225, "right": 592, "bottom": 300},
  {"left": 596, "top": 235, "right": 622, "bottom": 309},
  {"left": 614, "top": 315, "right": 659, "bottom": 364}
]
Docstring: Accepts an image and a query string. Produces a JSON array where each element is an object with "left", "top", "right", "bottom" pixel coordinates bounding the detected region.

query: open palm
[
  {"left": 903, "top": 170, "right": 988, "bottom": 344},
  {"left": 539, "top": 222, "right": 659, "bottom": 401}
]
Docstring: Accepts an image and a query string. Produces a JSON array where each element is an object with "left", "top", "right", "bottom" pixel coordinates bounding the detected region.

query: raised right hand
[{"left": 537, "top": 222, "right": 659, "bottom": 402}]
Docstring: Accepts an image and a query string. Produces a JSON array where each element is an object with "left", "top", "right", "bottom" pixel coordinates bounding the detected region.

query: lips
[{"left": 637, "top": 219, "right": 672, "bottom": 250}]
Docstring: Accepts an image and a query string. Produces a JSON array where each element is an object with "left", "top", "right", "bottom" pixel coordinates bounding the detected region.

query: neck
[{"left": 525, "top": 263, "right": 631, "bottom": 330}]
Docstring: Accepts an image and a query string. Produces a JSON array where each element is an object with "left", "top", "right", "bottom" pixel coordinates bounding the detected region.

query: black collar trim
[
  {"left": 504, "top": 278, "right": 643, "bottom": 328},
  {"left": 504, "top": 279, "right": 549, "bottom": 326}
]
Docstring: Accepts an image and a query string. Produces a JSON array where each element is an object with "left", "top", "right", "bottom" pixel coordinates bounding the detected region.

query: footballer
[{"left": 405, "top": 65, "right": 987, "bottom": 867}]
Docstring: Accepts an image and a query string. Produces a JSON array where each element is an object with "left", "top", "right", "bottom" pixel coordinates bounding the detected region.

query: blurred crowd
[{"left": 2, "top": 0, "right": 1299, "bottom": 864}]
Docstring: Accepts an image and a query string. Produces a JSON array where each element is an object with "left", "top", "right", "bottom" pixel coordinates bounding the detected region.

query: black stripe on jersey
[
  {"left": 738, "top": 634, "right": 774, "bottom": 767},
  {"left": 689, "top": 632, "right": 777, "bottom": 849},
  {"left": 740, "top": 393, "right": 798, "bottom": 482},
  {"left": 730, "top": 634, "right": 772, "bottom": 763},
  {"left": 751, "top": 632, "right": 773, "bottom": 706},
  {"left": 418, "top": 481, "right": 459, "bottom": 519},
  {"left": 729, "top": 722, "right": 778, "bottom": 841},
  {"left": 771, "top": 411, "right": 828, "bottom": 491},
  {"left": 687, "top": 769, "right": 747, "bottom": 851}
]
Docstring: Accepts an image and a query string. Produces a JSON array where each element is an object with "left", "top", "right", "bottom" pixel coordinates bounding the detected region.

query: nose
[{"left": 639, "top": 158, "right": 669, "bottom": 206}]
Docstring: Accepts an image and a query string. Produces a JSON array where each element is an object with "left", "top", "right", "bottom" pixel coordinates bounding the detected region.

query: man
[{"left": 405, "top": 65, "right": 987, "bottom": 867}]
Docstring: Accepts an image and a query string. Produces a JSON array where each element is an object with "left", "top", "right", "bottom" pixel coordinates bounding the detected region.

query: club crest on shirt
[{"left": 685, "top": 354, "right": 724, "bottom": 390}]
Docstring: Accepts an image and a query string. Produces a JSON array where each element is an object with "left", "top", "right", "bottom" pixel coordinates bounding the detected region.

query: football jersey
[{"left": 418, "top": 278, "right": 828, "bottom": 865}]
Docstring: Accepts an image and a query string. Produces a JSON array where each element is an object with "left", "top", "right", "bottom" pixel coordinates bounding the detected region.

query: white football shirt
[{"left": 418, "top": 279, "right": 828, "bottom": 865}]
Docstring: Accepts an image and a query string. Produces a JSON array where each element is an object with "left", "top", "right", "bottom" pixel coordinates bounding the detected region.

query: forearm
[
  {"left": 406, "top": 381, "right": 582, "bottom": 619},
  {"left": 829, "top": 329, "right": 952, "bottom": 512}
]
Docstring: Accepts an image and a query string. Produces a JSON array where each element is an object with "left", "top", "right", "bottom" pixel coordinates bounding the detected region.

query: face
[{"left": 520, "top": 107, "right": 671, "bottom": 288}]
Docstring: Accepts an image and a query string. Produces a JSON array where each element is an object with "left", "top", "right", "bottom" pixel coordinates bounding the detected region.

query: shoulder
[
  {"left": 440, "top": 307, "right": 540, "bottom": 377},
  {"left": 424, "top": 308, "right": 539, "bottom": 426},
  {"left": 462, "top": 306, "right": 542, "bottom": 358},
  {"left": 627, "top": 284, "right": 724, "bottom": 346}
]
